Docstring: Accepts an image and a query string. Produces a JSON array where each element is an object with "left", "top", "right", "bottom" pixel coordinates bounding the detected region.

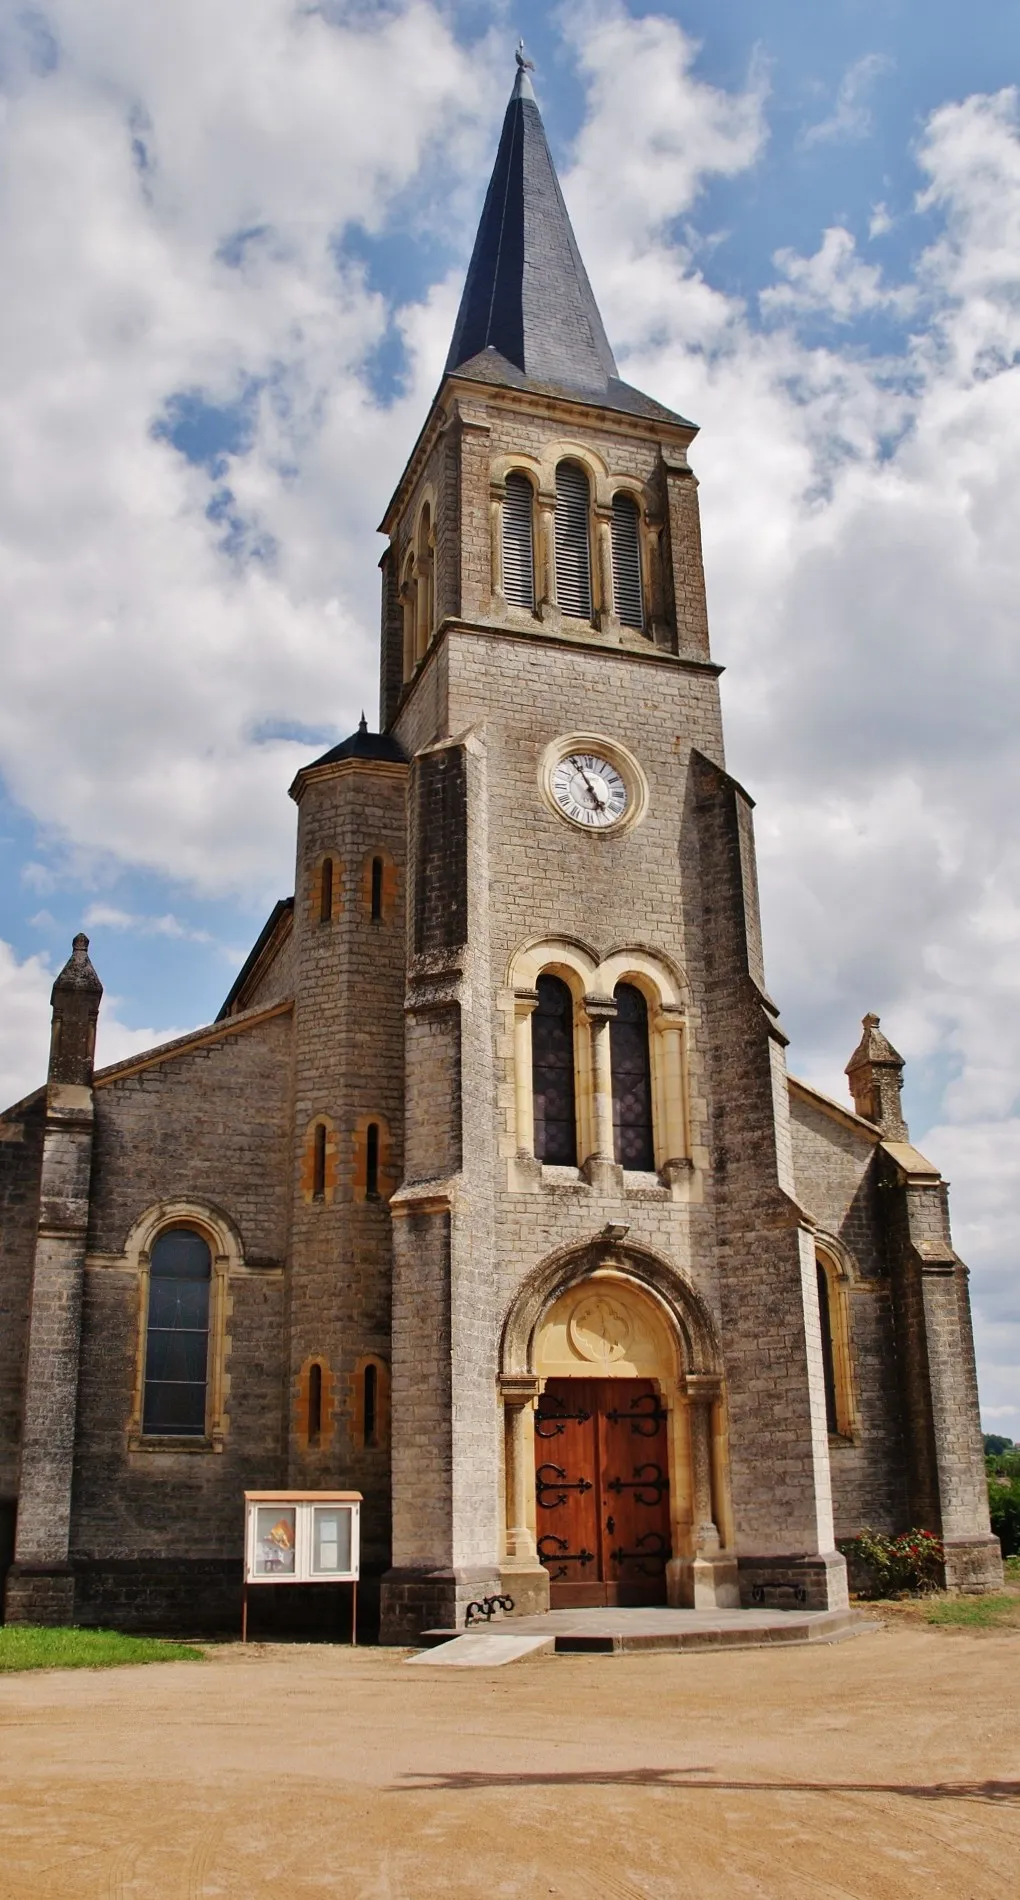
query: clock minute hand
[{"left": 569, "top": 756, "right": 605, "bottom": 807}]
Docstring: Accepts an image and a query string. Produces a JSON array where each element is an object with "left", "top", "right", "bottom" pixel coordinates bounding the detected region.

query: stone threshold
[{"left": 418, "top": 1606, "right": 874, "bottom": 1655}]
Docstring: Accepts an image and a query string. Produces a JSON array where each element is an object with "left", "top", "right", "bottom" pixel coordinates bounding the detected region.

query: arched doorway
[{"left": 499, "top": 1252, "right": 739, "bottom": 1611}]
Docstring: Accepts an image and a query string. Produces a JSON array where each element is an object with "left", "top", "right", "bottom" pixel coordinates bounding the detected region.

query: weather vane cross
[{"left": 515, "top": 39, "right": 534, "bottom": 73}]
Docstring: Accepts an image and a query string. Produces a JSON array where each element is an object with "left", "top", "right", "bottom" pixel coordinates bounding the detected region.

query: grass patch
[
  {"left": 0, "top": 1625, "right": 203, "bottom": 1672},
  {"left": 1005, "top": 1555, "right": 1020, "bottom": 1582},
  {"left": 924, "top": 1594, "right": 1020, "bottom": 1630}
]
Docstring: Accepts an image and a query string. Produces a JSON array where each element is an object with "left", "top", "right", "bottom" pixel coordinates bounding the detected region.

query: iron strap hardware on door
[
  {"left": 538, "top": 1535, "right": 596, "bottom": 1580},
  {"left": 609, "top": 1532, "right": 669, "bottom": 1576},
  {"left": 536, "top": 1462, "right": 594, "bottom": 1508},
  {"left": 605, "top": 1392, "right": 668, "bottom": 1435},
  {"left": 535, "top": 1403, "right": 593, "bottom": 1437},
  {"left": 606, "top": 1462, "right": 668, "bottom": 1505}
]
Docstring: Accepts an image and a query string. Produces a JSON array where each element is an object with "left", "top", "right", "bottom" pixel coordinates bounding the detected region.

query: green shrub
[
  {"left": 839, "top": 1527, "right": 945, "bottom": 1597},
  {"left": 987, "top": 1477, "right": 1020, "bottom": 1559}
]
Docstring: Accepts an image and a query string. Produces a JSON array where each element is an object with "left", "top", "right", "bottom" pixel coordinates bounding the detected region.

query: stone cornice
[
  {"left": 288, "top": 754, "right": 408, "bottom": 804},
  {"left": 93, "top": 1000, "right": 293, "bottom": 1087}
]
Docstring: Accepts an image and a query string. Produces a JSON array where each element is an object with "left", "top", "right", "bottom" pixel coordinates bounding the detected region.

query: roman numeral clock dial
[{"left": 552, "top": 753, "right": 627, "bottom": 829}]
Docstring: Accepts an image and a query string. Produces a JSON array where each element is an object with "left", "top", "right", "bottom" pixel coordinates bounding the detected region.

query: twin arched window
[
  {"left": 501, "top": 462, "right": 645, "bottom": 629},
  {"left": 142, "top": 1227, "right": 212, "bottom": 1437},
  {"left": 531, "top": 978, "right": 654, "bottom": 1169}
]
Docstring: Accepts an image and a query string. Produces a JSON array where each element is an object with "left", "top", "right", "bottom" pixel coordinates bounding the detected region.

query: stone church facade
[{"left": 0, "top": 59, "right": 1001, "bottom": 1638}]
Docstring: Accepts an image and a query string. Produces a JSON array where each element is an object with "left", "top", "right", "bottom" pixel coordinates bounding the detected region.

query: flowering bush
[{"left": 839, "top": 1527, "right": 945, "bottom": 1597}]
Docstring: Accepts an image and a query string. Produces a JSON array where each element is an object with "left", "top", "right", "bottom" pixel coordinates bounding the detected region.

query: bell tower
[{"left": 378, "top": 51, "right": 847, "bottom": 1640}]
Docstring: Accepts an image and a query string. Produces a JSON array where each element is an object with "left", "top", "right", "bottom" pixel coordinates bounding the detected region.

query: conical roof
[
  {"left": 51, "top": 932, "right": 103, "bottom": 1001},
  {"left": 445, "top": 52, "right": 692, "bottom": 427}
]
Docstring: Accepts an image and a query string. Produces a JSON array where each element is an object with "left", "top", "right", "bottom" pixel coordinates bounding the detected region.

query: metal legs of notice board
[{"left": 241, "top": 1579, "right": 358, "bottom": 1645}]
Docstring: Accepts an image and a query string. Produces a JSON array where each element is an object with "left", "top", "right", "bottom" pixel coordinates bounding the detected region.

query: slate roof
[
  {"left": 306, "top": 716, "right": 407, "bottom": 770},
  {"left": 445, "top": 59, "right": 694, "bottom": 430}
]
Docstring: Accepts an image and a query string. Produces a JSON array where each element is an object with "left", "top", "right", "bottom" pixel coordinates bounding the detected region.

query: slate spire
[{"left": 445, "top": 46, "right": 619, "bottom": 400}]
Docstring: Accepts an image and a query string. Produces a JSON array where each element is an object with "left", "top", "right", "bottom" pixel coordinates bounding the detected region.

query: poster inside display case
[{"left": 242, "top": 1492, "right": 361, "bottom": 1641}]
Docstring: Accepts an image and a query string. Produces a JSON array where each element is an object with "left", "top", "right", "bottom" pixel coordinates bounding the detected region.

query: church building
[{"left": 0, "top": 56, "right": 1001, "bottom": 1639}]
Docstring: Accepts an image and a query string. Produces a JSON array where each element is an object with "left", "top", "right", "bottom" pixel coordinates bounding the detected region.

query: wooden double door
[{"left": 534, "top": 1377, "right": 671, "bottom": 1607}]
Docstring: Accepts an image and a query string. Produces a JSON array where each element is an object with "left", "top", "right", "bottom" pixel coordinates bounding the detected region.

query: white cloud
[
  {"left": 802, "top": 52, "right": 892, "bottom": 147},
  {"left": 762, "top": 225, "right": 915, "bottom": 323},
  {"left": 0, "top": 0, "right": 496, "bottom": 899},
  {"left": 83, "top": 902, "right": 216, "bottom": 945}
]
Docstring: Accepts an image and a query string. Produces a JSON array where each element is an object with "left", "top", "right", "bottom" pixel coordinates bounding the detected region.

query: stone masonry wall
[
  {"left": 287, "top": 758, "right": 408, "bottom": 1596},
  {"left": 0, "top": 1099, "right": 45, "bottom": 1502},
  {"left": 65, "top": 1011, "right": 293, "bottom": 1599}
]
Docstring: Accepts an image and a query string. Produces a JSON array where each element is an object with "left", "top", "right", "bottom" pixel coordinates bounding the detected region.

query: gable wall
[
  {"left": 790, "top": 1092, "right": 908, "bottom": 1535},
  {"left": 66, "top": 1012, "right": 293, "bottom": 1603}
]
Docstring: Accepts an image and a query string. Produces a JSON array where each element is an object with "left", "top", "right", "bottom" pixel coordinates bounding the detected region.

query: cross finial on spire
[{"left": 515, "top": 39, "right": 534, "bottom": 72}]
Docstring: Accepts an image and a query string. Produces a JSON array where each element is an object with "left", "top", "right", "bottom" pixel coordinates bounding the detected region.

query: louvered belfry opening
[
  {"left": 502, "top": 471, "right": 536, "bottom": 609},
  {"left": 610, "top": 983, "right": 655, "bottom": 1170},
  {"left": 532, "top": 973, "right": 577, "bottom": 1165},
  {"left": 611, "top": 492, "right": 644, "bottom": 631},
  {"left": 554, "top": 461, "right": 592, "bottom": 621}
]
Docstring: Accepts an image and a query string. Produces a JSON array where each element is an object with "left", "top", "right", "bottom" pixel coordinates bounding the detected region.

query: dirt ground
[{"left": 0, "top": 1622, "right": 1017, "bottom": 1900}]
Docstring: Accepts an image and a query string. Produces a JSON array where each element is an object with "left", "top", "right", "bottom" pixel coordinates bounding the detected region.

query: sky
[{"left": 1, "top": 0, "right": 1018, "bottom": 1430}]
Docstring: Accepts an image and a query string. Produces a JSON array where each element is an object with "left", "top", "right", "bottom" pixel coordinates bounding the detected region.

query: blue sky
[{"left": 1, "top": 0, "right": 1019, "bottom": 1424}]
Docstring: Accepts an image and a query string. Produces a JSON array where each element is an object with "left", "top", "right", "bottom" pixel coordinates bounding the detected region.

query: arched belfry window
[
  {"left": 416, "top": 503, "right": 435, "bottom": 661},
  {"left": 502, "top": 472, "right": 535, "bottom": 609},
  {"left": 142, "top": 1228, "right": 212, "bottom": 1437},
  {"left": 531, "top": 974, "right": 577, "bottom": 1165},
  {"left": 610, "top": 983, "right": 654, "bottom": 1169},
  {"left": 611, "top": 493, "right": 644, "bottom": 631},
  {"left": 554, "top": 462, "right": 592, "bottom": 621}
]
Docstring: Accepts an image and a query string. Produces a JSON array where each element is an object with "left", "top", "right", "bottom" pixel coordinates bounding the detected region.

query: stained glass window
[
  {"left": 611, "top": 983, "right": 655, "bottom": 1169},
  {"left": 142, "top": 1227, "right": 211, "bottom": 1437},
  {"left": 532, "top": 974, "right": 577, "bottom": 1165}
]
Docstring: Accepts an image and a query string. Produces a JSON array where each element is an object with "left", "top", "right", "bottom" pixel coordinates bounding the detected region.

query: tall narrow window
[
  {"left": 370, "top": 856, "right": 384, "bottom": 921},
  {"left": 554, "top": 462, "right": 592, "bottom": 621},
  {"left": 308, "top": 1362, "right": 323, "bottom": 1446},
  {"left": 416, "top": 504, "right": 434, "bottom": 660},
  {"left": 312, "top": 1123, "right": 327, "bottom": 1201},
  {"left": 611, "top": 493, "right": 644, "bottom": 630},
  {"left": 817, "top": 1261, "right": 839, "bottom": 1435},
  {"left": 319, "top": 858, "right": 334, "bottom": 923},
  {"left": 502, "top": 472, "right": 535, "bottom": 609},
  {"left": 142, "top": 1228, "right": 212, "bottom": 1437},
  {"left": 532, "top": 974, "right": 577, "bottom": 1165},
  {"left": 366, "top": 1122, "right": 380, "bottom": 1200},
  {"left": 364, "top": 1363, "right": 378, "bottom": 1447},
  {"left": 611, "top": 983, "right": 654, "bottom": 1169}
]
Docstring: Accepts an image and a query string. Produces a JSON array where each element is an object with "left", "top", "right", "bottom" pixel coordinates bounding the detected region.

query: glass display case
[{"left": 242, "top": 1491, "right": 361, "bottom": 1641}]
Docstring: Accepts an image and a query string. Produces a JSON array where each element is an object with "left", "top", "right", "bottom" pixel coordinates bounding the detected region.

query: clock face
[{"left": 552, "top": 752, "right": 628, "bottom": 829}]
